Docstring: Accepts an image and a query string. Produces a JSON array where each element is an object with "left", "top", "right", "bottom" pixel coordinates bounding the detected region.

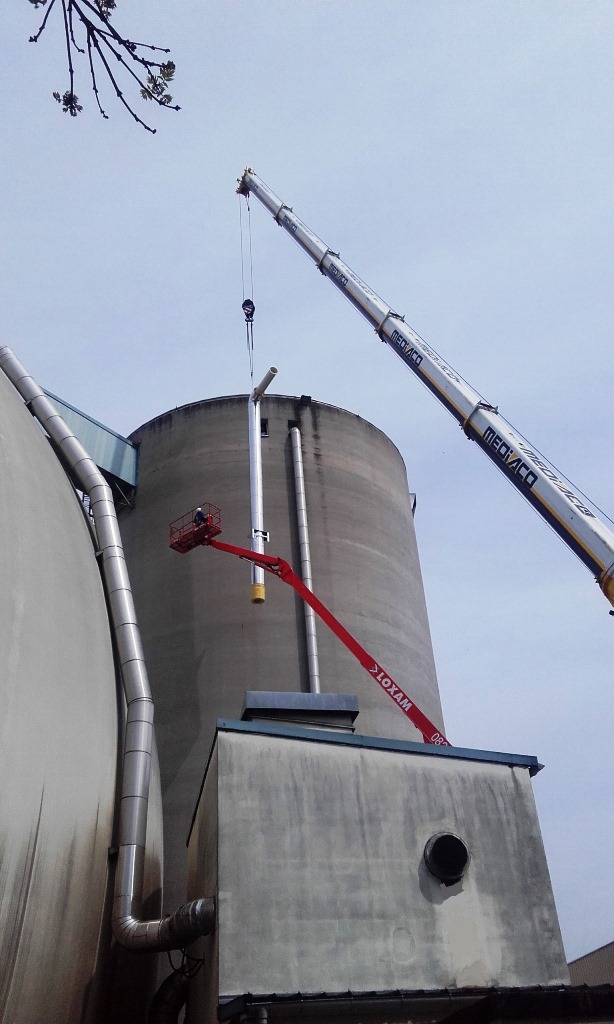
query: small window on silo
[{"left": 261, "top": 419, "right": 269, "bottom": 438}]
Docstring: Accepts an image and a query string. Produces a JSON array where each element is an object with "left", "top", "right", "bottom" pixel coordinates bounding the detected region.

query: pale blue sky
[{"left": 3, "top": 0, "right": 613, "bottom": 960}]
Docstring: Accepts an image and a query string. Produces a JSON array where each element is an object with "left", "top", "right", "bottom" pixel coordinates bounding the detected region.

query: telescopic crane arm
[{"left": 237, "top": 169, "right": 614, "bottom": 609}]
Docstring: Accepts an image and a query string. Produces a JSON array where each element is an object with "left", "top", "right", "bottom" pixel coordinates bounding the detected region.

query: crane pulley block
[{"left": 242, "top": 298, "right": 255, "bottom": 323}]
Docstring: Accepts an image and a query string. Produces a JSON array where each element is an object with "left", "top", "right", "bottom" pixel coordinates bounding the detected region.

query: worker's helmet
[{"left": 196, "top": 507, "right": 202, "bottom": 512}]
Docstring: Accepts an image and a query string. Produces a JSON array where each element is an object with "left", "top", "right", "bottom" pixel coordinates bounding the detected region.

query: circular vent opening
[{"left": 424, "top": 832, "right": 469, "bottom": 885}]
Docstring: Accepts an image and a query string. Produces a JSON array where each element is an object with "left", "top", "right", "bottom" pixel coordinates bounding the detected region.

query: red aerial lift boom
[{"left": 169, "top": 503, "right": 450, "bottom": 747}]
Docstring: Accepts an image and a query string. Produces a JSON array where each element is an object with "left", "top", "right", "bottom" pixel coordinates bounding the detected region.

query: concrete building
[{"left": 186, "top": 723, "right": 569, "bottom": 1023}]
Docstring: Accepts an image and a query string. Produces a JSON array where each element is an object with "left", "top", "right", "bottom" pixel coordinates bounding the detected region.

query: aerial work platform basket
[{"left": 169, "top": 502, "right": 222, "bottom": 553}]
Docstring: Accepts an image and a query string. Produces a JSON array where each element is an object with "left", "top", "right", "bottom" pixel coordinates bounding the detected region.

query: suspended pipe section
[
  {"left": 0, "top": 346, "right": 215, "bottom": 952},
  {"left": 249, "top": 366, "right": 277, "bottom": 603},
  {"left": 290, "top": 426, "right": 321, "bottom": 693}
]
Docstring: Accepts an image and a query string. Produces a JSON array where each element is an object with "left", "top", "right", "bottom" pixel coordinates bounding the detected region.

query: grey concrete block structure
[
  {"left": 119, "top": 394, "right": 444, "bottom": 916},
  {"left": 185, "top": 723, "right": 569, "bottom": 1023}
]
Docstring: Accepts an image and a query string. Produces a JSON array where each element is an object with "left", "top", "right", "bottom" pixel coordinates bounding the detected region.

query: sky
[{"left": 3, "top": 1, "right": 613, "bottom": 963}]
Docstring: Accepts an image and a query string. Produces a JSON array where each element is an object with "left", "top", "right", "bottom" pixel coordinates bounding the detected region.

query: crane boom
[{"left": 237, "top": 169, "right": 614, "bottom": 608}]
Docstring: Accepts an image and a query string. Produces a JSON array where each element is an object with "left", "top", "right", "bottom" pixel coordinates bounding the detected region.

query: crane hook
[{"left": 242, "top": 299, "right": 255, "bottom": 323}]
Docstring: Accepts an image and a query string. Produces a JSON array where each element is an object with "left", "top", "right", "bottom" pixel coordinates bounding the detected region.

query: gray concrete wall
[
  {"left": 120, "top": 395, "right": 443, "bottom": 916},
  {"left": 0, "top": 372, "right": 164, "bottom": 1023},
  {"left": 186, "top": 727, "right": 568, "bottom": 1019},
  {"left": 186, "top": 746, "right": 219, "bottom": 1024}
]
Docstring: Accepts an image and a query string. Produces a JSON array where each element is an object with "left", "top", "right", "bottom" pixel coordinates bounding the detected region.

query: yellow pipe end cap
[{"left": 251, "top": 583, "right": 266, "bottom": 604}]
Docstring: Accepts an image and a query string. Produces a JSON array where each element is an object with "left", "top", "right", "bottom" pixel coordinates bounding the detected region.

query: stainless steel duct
[
  {"left": 248, "top": 366, "right": 277, "bottom": 603},
  {"left": 148, "top": 972, "right": 189, "bottom": 1023},
  {"left": 0, "top": 346, "right": 214, "bottom": 952},
  {"left": 290, "top": 426, "right": 321, "bottom": 694}
]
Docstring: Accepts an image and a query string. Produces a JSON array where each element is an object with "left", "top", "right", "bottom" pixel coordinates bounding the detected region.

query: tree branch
[
  {"left": 89, "top": 26, "right": 156, "bottom": 133},
  {"left": 29, "top": 0, "right": 57, "bottom": 44},
  {"left": 86, "top": 28, "right": 107, "bottom": 119},
  {"left": 27, "top": 0, "right": 178, "bottom": 130}
]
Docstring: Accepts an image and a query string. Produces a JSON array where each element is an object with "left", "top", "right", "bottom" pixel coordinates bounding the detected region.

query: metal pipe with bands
[
  {"left": 148, "top": 972, "right": 189, "bottom": 1024},
  {"left": 0, "top": 346, "right": 215, "bottom": 952},
  {"left": 290, "top": 427, "right": 321, "bottom": 693},
  {"left": 249, "top": 366, "right": 277, "bottom": 603}
]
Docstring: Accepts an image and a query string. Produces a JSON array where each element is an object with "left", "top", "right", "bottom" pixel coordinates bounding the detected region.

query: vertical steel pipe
[
  {"left": 248, "top": 394, "right": 265, "bottom": 602},
  {"left": 290, "top": 427, "right": 321, "bottom": 693},
  {"left": 0, "top": 346, "right": 214, "bottom": 952},
  {"left": 248, "top": 367, "right": 277, "bottom": 604}
]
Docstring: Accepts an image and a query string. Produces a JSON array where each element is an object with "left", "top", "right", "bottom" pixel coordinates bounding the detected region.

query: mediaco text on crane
[
  {"left": 482, "top": 428, "right": 596, "bottom": 518},
  {"left": 387, "top": 329, "right": 595, "bottom": 520}
]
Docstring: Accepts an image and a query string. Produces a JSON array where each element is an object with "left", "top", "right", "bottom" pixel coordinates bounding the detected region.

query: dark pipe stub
[{"left": 424, "top": 832, "right": 470, "bottom": 885}]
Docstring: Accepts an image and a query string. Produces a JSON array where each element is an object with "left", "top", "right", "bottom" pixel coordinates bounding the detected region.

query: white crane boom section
[{"left": 237, "top": 168, "right": 614, "bottom": 607}]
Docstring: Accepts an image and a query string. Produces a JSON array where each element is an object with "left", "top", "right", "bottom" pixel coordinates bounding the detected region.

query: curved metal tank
[
  {"left": 119, "top": 394, "right": 444, "bottom": 915},
  {"left": 0, "top": 372, "right": 163, "bottom": 1023}
]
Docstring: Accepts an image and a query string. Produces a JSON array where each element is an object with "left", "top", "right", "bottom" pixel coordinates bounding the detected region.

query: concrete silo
[
  {"left": 117, "top": 391, "right": 573, "bottom": 1022},
  {"left": 119, "top": 393, "right": 444, "bottom": 917}
]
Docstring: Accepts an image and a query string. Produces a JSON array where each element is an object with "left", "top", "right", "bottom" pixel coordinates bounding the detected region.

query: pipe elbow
[
  {"left": 113, "top": 897, "right": 215, "bottom": 952},
  {"left": 158, "top": 898, "right": 216, "bottom": 950}
]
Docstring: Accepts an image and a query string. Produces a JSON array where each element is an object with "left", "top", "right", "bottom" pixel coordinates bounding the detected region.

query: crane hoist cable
[{"left": 239, "top": 195, "right": 256, "bottom": 385}]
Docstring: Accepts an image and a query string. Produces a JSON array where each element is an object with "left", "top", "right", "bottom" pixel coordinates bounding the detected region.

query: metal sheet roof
[{"left": 43, "top": 390, "right": 137, "bottom": 487}]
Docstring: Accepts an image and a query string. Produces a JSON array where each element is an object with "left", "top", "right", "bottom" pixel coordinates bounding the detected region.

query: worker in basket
[{"left": 193, "top": 507, "right": 206, "bottom": 527}]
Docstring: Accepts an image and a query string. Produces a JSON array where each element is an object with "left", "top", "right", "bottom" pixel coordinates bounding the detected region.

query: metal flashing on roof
[
  {"left": 242, "top": 690, "right": 359, "bottom": 713},
  {"left": 215, "top": 718, "right": 544, "bottom": 775},
  {"left": 241, "top": 690, "right": 359, "bottom": 729}
]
